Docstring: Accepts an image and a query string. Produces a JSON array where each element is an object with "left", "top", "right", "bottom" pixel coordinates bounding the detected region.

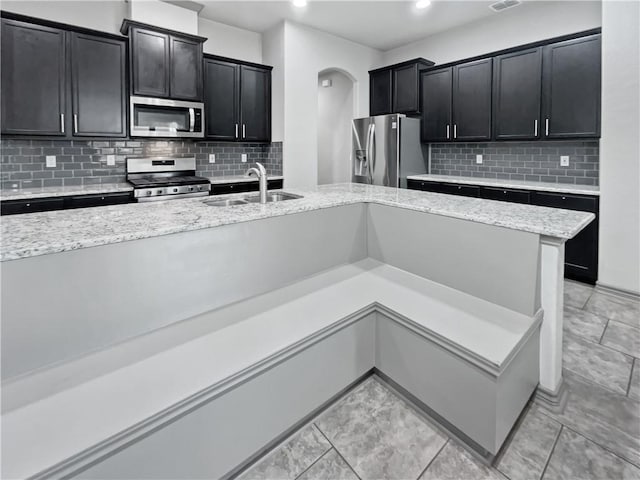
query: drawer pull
[
  {"left": 503, "top": 190, "right": 507, "bottom": 194},
  {"left": 26, "top": 203, "right": 30, "bottom": 207},
  {"left": 562, "top": 196, "right": 566, "bottom": 200}
]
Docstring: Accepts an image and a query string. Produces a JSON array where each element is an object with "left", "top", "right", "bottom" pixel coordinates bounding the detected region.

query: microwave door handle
[{"left": 189, "top": 108, "right": 195, "bottom": 132}]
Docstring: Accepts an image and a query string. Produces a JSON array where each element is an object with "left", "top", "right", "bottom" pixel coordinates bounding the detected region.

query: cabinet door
[
  {"left": 170, "top": 36, "right": 202, "bottom": 101},
  {"left": 204, "top": 59, "right": 240, "bottom": 141},
  {"left": 1, "top": 19, "right": 66, "bottom": 135},
  {"left": 542, "top": 35, "right": 601, "bottom": 138},
  {"left": 130, "top": 27, "right": 170, "bottom": 98},
  {"left": 240, "top": 65, "right": 271, "bottom": 142},
  {"left": 421, "top": 68, "right": 452, "bottom": 142},
  {"left": 370, "top": 69, "right": 392, "bottom": 116},
  {"left": 71, "top": 33, "right": 126, "bottom": 137},
  {"left": 452, "top": 59, "right": 492, "bottom": 141},
  {"left": 493, "top": 48, "right": 542, "bottom": 140},
  {"left": 393, "top": 64, "right": 419, "bottom": 114},
  {"left": 65, "top": 192, "right": 132, "bottom": 209}
]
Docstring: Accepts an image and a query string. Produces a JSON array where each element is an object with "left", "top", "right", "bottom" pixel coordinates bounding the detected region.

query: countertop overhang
[{"left": 0, "top": 183, "right": 595, "bottom": 262}]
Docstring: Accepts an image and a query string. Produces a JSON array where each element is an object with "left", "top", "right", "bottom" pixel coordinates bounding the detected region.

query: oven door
[{"left": 130, "top": 96, "right": 204, "bottom": 138}]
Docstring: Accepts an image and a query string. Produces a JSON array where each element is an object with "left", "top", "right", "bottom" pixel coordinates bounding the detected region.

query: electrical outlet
[
  {"left": 560, "top": 155, "right": 570, "bottom": 167},
  {"left": 45, "top": 155, "right": 56, "bottom": 168},
  {"left": 241, "top": 153, "right": 247, "bottom": 163},
  {"left": 476, "top": 154, "right": 483, "bottom": 164},
  {"left": 106, "top": 155, "right": 116, "bottom": 166},
  {"left": 209, "top": 154, "right": 216, "bottom": 163}
]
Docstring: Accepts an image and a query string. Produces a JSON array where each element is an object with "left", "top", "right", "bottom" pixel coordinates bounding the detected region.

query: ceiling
[{"left": 197, "top": 1, "right": 505, "bottom": 51}]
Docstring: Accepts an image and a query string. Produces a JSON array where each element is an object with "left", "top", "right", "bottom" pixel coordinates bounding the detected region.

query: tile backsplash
[
  {"left": 430, "top": 140, "right": 599, "bottom": 186},
  {"left": 0, "top": 139, "right": 283, "bottom": 190}
]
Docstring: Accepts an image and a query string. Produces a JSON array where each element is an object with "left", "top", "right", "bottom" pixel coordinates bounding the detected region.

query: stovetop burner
[{"left": 128, "top": 175, "right": 210, "bottom": 188}]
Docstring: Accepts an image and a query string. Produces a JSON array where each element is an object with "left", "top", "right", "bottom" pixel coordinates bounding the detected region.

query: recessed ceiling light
[
  {"left": 416, "top": 0, "right": 431, "bottom": 8},
  {"left": 292, "top": 0, "right": 307, "bottom": 7}
]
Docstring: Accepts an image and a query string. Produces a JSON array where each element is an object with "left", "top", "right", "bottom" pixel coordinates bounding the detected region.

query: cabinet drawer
[
  {"left": 65, "top": 192, "right": 132, "bottom": 209},
  {"left": 480, "top": 187, "right": 530, "bottom": 204},
  {"left": 407, "top": 179, "right": 423, "bottom": 191},
  {"left": 438, "top": 183, "right": 480, "bottom": 198},
  {"left": 211, "top": 179, "right": 283, "bottom": 196},
  {"left": 531, "top": 191, "right": 597, "bottom": 212},
  {"left": 1, "top": 197, "right": 65, "bottom": 215}
]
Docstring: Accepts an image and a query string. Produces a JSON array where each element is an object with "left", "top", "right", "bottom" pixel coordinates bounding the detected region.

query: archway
[{"left": 317, "top": 68, "right": 356, "bottom": 185}]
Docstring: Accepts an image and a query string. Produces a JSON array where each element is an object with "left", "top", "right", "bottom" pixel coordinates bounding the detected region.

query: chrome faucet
[{"left": 246, "top": 162, "right": 268, "bottom": 204}]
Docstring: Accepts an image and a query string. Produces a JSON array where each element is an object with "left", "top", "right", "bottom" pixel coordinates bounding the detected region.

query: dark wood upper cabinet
[
  {"left": 240, "top": 65, "right": 271, "bottom": 142},
  {"left": 370, "top": 69, "right": 393, "bottom": 116},
  {"left": 169, "top": 36, "right": 203, "bottom": 101},
  {"left": 203, "top": 55, "right": 272, "bottom": 143},
  {"left": 420, "top": 68, "right": 452, "bottom": 142},
  {"left": 452, "top": 58, "right": 492, "bottom": 141},
  {"left": 70, "top": 32, "right": 127, "bottom": 137},
  {"left": 493, "top": 48, "right": 542, "bottom": 140},
  {"left": 542, "top": 34, "right": 601, "bottom": 138},
  {"left": 130, "top": 27, "right": 170, "bottom": 98},
  {"left": 204, "top": 58, "right": 240, "bottom": 141},
  {"left": 1, "top": 18, "right": 66, "bottom": 136},
  {"left": 370, "top": 58, "right": 434, "bottom": 116},
  {"left": 393, "top": 64, "right": 420, "bottom": 114},
  {"left": 122, "top": 20, "right": 206, "bottom": 101}
]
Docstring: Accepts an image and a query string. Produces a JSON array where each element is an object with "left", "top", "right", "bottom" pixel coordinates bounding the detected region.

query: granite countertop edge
[
  {"left": 406, "top": 174, "right": 600, "bottom": 196},
  {"left": 0, "top": 183, "right": 595, "bottom": 262}
]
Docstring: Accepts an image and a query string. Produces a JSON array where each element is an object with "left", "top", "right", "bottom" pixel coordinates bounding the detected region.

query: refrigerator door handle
[{"left": 369, "top": 123, "right": 376, "bottom": 182}]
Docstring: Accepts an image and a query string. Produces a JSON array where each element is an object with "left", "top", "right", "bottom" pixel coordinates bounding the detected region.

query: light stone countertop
[
  {"left": 0, "top": 183, "right": 134, "bottom": 201},
  {"left": 0, "top": 176, "right": 285, "bottom": 201},
  {"left": 407, "top": 174, "right": 600, "bottom": 196},
  {"left": 0, "top": 183, "right": 595, "bottom": 261}
]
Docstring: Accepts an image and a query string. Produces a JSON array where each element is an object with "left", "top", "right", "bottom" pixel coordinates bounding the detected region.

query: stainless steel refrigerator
[{"left": 351, "top": 114, "right": 427, "bottom": 188}]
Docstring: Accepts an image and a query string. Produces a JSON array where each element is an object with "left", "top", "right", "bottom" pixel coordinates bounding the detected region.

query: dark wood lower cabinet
[
  {"left": 1, "top": 197, "right": 65, "bottom": 215},
  {"left": 531, "top": 191, "right": 599, "bottom": 284},
  {"left": 479, "top": 186, "right": 531, "bottom": 204},
  {"left": 210, "top": 179, "right": 283, "bottom": 196},
  {"left": 1, "top": 192, "right": 133, "bottom": 215},
  {"left": 407, "top": 179, "right": 599, "bottom": 283}
]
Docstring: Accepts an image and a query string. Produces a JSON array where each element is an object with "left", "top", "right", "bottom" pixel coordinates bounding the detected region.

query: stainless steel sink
[
  {"left": 244, "top": 192, "right": 304, "bottom": 203},
  {"left": 203, "top": 198, "right": 249, "bottom": 207},
  {"left": 203, "top": 192, "right": 303, "bottom": 207}
]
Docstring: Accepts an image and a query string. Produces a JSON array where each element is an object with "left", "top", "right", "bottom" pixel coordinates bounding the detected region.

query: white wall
[
  {"left": 381, "top": 1, "right": 602, "bottom": 66},
  {"left": 262, "top": 23, "right": 286, "bottom": 142},
  {"left": 0, "top": 0, "right": 127, "bottom": 35},
  {"left": 282, "top": 21, "right": 382, "bottom": 188},
  {"left": 598, "top": 0, "right": 640, "bottom": 295},
  {"left": 128, "top": 0, "right": 197, "bottom": 35},
  {"left": 199, "top": 17, "right": 262, "bottom": 63},
  {"left": 317, "top": 71, "right": 354, "bottom": 185}
]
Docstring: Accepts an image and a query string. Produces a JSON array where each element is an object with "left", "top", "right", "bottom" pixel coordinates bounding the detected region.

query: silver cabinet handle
[
  {"left": 453, "top": 124, "right": 457, "bottom": 139},
  {"left": 74, "top": 114, "right": 78, "bottom": 134},
  {"left": 534, "top": 119, "right": 538, "bottom": 137},
  {"left": 242, "top": 124, "right": 246, "bottom": 138},
  {"left": 545, "top": 118, "right": 549, "bottom": 136},
  {"left": 235, "top": 124, "right": 239, "bottom": 138},
  {"left": 446, "top": 124, "right": 450, "bottom": 139},
  {"left": 60, "top": 113, "right": 65, "bottom": 133}
]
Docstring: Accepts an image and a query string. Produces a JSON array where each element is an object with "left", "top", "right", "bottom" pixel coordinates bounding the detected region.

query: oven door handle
[{"left": 189, "top": 108, "right": 195, "bottom": 132}]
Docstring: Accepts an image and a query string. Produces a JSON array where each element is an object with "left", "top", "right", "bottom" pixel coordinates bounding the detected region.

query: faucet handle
[{"left": 255, "top": 162, "right": 266, "bottom": 176}]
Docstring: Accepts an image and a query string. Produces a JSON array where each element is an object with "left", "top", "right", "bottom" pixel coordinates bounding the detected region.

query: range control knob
[
  {"left": 172, "top": 188, "right": 178, "bottom": 193},
  {"left": 157, "top": 190, "right": 163, "bottom": 194},
  {"left": 189, "top": 187, "right": 194, "bottom": 192},
  {"left": 146, "top": 190, "right": 152, "bottom": 196}
]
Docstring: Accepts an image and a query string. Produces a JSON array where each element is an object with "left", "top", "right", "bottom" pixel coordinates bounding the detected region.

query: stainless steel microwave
[{"left": 130, "top": 96, "right": 204, "bottom": 138}]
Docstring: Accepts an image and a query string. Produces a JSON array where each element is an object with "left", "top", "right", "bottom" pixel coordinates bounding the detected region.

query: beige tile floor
[{"left": 237, "top": 281, "right": 640, "bottom": 480}]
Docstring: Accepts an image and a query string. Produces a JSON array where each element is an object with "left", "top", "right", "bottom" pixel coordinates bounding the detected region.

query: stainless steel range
[{"left": 126, "top": 157, "right": 210, "bottom": 202}]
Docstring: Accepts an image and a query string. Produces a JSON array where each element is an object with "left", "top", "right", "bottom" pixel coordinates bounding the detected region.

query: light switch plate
[
  {"left": 241, "top": 153, "right": 247, "bottom": 163},
  {"left": 106, "top": 155, "right": 116, "bottom": 166},
  {"left": 560, "top": 155, "right": 570, "bottom": 167},
  {"left": 45, "top": 155, "right": 56, "bottom": 168},
  {"left": 209, "top": 154, "right": 216, "bottom": 163},
  {"left": 476, "top": 154, "right": 483, "bottom": 164}
]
